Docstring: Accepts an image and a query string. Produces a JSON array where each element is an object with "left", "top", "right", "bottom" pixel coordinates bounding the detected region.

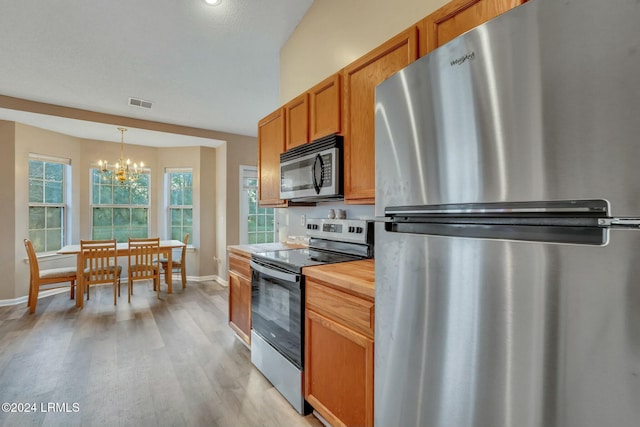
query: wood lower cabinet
[
  {"left": 305, "top": 279, "right": 374, "bottom": 427},
  {"left": 309, "top": 73, "right": 342, "bottom": 141},
  {"left": 419, "top": 0, "right": 528, "bottom": 56},
  {"left": 342, "top": 27, "right": 418, "bottom": 205},
  {"left": 285, "top": 93, "right": 309, "bottom": 150},
  {"left": 258, "top": 108, "right": 287, "bottom": 207},
  {"left": 228, "top": 252, "right": 252, "bottom": 345}
]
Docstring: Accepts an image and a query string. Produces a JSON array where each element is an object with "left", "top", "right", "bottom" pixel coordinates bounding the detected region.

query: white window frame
[
  {"left": 239, "top": 165, "right": 277, "bottom": 244},
  {"left": 89, "top": 168, "right": 151, "bottom": 242},
  {"left": 28, "top": 153, "right": 71, "bottom": 254},
  {"left": 165, "top": 168, "right": 193, "bottom": 241}
]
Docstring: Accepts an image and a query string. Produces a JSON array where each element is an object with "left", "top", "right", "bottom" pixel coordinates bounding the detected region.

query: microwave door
[{"left": 280, "top": 147, "right": 340, "bottom": 200}]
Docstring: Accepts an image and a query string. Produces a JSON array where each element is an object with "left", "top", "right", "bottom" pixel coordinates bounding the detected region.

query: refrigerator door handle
[
  {"left": 384, "top": 199, "right": 610, "bottom": 217},
  {"left": 598, "top": 218, "right": 640, "bottom": 228}
]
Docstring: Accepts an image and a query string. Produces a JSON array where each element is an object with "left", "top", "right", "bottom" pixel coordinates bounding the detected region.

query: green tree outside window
[
  {"left": 91, "top": 169, "right": 150, "bottom": 242},
  {"left": 29, "top": 158, "right": 67, "bottom": 252}
]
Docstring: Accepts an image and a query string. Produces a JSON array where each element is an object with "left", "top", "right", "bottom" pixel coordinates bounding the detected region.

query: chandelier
[{"left": 98, "top": 127, "right": 144, "bottom": 184}]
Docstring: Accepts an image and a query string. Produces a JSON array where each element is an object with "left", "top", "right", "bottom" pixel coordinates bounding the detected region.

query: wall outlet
[{"left": 300, "top": 214, "right": 306, "bottom": 226}]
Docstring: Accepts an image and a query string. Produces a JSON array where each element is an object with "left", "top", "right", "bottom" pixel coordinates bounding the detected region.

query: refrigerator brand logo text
[{"left": 450, "top": 52, "right": 475, "bottom": 66}]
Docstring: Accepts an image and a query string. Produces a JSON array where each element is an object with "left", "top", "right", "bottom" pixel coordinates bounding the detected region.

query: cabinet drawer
[
  {"left": 229, "top": 253, "right": 251, "bottom": 279},
  {"left": 306, "top": 280, "right": 374, "bottom": 338}
]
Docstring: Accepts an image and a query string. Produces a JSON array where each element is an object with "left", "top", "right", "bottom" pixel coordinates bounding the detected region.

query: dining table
[{"left": 57, "top": 239, "right": 186, "bottom": 308}]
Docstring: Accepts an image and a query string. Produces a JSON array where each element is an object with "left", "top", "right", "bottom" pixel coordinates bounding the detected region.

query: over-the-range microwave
[{"left": 279, "top": 134, "right": 343, "bottom": 202}]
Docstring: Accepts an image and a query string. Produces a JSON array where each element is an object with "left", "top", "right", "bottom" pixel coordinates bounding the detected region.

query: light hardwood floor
[{"left": 0, "top": 280, "right": 324, "bottom": 427}]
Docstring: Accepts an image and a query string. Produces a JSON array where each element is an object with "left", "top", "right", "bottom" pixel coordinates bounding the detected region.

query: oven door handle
[{"left": 250, "top": 260, "right": 301, "bottom": 284}]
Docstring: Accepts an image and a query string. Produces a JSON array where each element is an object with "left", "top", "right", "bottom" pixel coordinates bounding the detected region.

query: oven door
[
  {"left": 280, "top": 147, "right": 340, "bottom": 200},
  {"left": 250, "top": 260, "right": 304, "bottom": 369}
]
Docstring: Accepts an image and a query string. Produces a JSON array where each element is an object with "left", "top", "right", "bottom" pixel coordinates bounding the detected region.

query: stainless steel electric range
[{"left": 249, "top": 218, "right": 374, "bottom": 414}]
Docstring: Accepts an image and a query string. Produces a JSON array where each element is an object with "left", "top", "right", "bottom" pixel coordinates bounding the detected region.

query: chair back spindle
[
  {"left": 128, "top": 237, "right": 161, "bottom": 302},
  {"left": 81, "top": 239, "right": 121, "bottom": 305}
]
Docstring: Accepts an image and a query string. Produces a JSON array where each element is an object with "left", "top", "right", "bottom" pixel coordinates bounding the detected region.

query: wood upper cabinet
[
  {"left": 258, "top": 108, "right": 287, "bottom": 207},
  {"left": 228, "top": 252, "right": 252, "bottom": 346},
  {"left": 286, "top": 73, "right": 342, "bottom": 150},
  {"left": 285, "top": 93, "right": 309, "bottom": 150},
  {"left": 343, "top": 27, "right": 418, "bottom": 204},
  {"left": 309, "top": 73, "right": 342, "bottom": 141},
  {"left": 305, "top": 279, "right": 375, "bottom": 427},
  {"left": 419, "top": 0, "right": 528, "bottom": 56}
]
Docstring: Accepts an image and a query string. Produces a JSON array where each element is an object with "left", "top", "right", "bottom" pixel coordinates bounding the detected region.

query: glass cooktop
[{"left": 252, "top": 248, "right": 363, "bottom": 273}]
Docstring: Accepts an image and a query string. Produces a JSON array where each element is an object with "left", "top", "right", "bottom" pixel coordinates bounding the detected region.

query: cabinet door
[
  {"left": 419, "top": 0, "right": 527, "bottom": 56},
  {"left": 228, "top": 271, "right": 251, "bottom": 345},
  {"left": 258, "top": 108, "right": 287, "bottom": 207},
  {"left": 343, "top": 27, "right": 418, "bottom": 204},
  {"left": 285, "top": 93, "right": 309, "bottom": 150},
  {"left": 305, "top": 310, "right": 374, "bottom": 427},
  {"left": 309, "top": 73, "right": 341, "bottom": 141}
]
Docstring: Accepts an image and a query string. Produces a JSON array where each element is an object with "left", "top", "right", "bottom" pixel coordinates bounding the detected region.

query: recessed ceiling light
[{"left": 204, "top": 0, "right": 221, "bottom": 5}]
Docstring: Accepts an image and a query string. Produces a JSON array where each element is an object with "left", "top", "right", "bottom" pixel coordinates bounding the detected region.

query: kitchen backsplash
[{"left": 277, "top": 202, "right": 375, "bottom": 242}]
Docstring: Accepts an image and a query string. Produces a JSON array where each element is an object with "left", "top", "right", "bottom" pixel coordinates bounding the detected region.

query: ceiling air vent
[{"left": 128, "top": 97, "right": 153, "bottom": 109}]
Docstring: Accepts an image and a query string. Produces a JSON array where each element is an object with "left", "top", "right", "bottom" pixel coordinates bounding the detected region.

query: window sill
[{"left": 23, "top": 252, "right": 75, "bottom": 263}]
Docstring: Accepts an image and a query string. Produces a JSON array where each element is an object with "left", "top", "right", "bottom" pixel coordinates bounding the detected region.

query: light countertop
[
  {"left": 303, "top": 259, "right": 375, "bottom": 300},
  {"left": 227, "top": 242, "right": 307, "bottom": 258}
]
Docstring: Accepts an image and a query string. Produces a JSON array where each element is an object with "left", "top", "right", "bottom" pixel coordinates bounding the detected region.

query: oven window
[
  {"left": 255, "top": 284, "right": 290, "bottom": 332},
  {"left": 251, "top": 267, "right": 303, "bottom": 368}
]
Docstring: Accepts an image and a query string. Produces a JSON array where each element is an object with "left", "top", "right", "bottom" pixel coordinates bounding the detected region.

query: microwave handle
[{"left": 312, "top": 154, "right": 324, "bottom": 194}]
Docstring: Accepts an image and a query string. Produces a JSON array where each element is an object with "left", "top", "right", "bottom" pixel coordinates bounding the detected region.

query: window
[
  {"left": 167, "top": 170, "right": 193, "bottom": 240},
  {"left": 240, "top": 166, "right": 276, "bottom": 244},
  {"left": 91, "top": 170, "right": 150, "bottom": 242},
  {"left": 28, "top": 155, "right": 69, "bottom": 253}
]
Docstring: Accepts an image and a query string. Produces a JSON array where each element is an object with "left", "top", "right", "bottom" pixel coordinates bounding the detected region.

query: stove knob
[
  {"left": 348, "top": 226, "right": 354, "bottom": 233},
  {"left": 356, "top": 227, "right": 363, "bottom": 233},
  {"left": 307, "top": 224, "right": 311, "bottom": 230},
  {"left": 314, "top": 224, "right": 319, "bottom": 230}
]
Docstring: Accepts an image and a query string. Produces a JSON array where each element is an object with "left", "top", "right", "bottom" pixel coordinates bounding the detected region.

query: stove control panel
[{"left": 305, "top": 218, "right": 373, "bottom": 245}]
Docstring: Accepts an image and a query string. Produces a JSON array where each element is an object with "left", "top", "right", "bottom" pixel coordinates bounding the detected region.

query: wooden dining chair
[
  {"left": 158, "top": 233, "right": 189, "bottom": 289},
  {"left": 81, "top": 239, "right": 122, "bottom": 305},
  {"left": 24, "top": 239, "right": 77, "bottom": 314},
  {"left": 128, "top": 237, "right": 161, "bottom": 302}
]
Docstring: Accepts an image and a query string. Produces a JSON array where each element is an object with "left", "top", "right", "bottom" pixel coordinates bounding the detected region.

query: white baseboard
[
  {"left": 0, "top": 288, "right": 69, "bottom": 307},
  {"left": 0, "top": 275, "right": 226, "bottom": 307}
]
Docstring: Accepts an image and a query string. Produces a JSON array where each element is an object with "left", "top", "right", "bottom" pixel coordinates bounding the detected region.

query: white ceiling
[{"left": 0, "top": 0, "right": 314, "bottom": 147}]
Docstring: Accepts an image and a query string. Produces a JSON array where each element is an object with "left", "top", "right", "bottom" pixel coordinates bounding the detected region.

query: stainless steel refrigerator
[{"left": 374, "top": 0, "right": 640, "bottom": 426}]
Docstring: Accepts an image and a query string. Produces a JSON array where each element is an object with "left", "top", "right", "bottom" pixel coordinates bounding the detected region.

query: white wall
[
  {"left": 280, "top": 0, "right": 448, "bottom": 103},
  {"left": 1, "top": 121, "right": 16, "bottom": 301},
  {"left": 215, "top": 142, "right": 227, "bottom": 279}
]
